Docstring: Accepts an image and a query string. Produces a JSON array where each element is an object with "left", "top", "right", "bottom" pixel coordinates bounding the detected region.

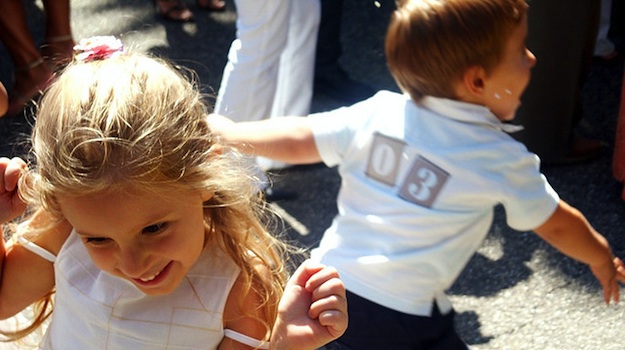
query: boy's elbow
[{"left": 533, "top": 200, "right": 592, "bottom": 243}]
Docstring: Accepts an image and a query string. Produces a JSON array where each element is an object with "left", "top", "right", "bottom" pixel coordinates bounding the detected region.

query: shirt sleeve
[
  {"left": 500, "top": 153, "right": 561, "bottom": 231},
  {"left": 309, "top": 94, "right": 383, "bottom": 167}
]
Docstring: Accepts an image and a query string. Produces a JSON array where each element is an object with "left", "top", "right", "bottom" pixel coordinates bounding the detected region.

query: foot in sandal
[
  {"left": 40, "top": 35, "right": 75, "bottom": 71},
  {"left": 155, "top": 0, "right": 194, "bottom": 22},
  {"left": 196, "top": 0, "right": 225, "bottom": 11},
  {"left": 4, "top": 57, "right": 55, "bottom": 117}
]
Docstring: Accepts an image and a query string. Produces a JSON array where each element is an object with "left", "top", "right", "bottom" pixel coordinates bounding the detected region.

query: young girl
[
  {"left": 209, "top": 0, "right": 625, "bottom": 348},
  {"left": 0, "top": 36, "right": 347, "bottom": 349}
]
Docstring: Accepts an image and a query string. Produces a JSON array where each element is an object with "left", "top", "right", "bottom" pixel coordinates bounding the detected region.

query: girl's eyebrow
[{"left": 74, "top": 230, "right": 101, "bottom": 238}]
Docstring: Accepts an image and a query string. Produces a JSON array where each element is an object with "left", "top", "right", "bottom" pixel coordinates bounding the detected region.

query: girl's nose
[{"left": 117, "top": 246, "right": 148, "bottom": 278}]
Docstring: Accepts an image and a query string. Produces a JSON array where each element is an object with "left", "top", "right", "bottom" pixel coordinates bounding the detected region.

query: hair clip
[{"left": 74, "top": 36, "right": 125, "bottom": 62}]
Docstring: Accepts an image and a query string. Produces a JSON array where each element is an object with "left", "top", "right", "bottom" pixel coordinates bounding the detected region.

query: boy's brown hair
[{"left": 386, "top": 0, "right": 528, "bottom": 102}]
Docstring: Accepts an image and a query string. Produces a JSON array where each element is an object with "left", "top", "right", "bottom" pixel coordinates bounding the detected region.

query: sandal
[
  {"left": 4, "top": 58, "right": 55, "bottom": 118},
  {"left": 155, "top": 0, "right": 194, "bottom": 22},
  {"left": 196, "top": 0, "right": 225, "bottom": 11},
  {"left": 40, "top": 34, "right": 75, "bottom": 71}
]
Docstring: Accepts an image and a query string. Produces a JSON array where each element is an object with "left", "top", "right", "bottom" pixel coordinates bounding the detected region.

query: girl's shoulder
[{"left": 20, "top": 210, "right": 72, "bottom": 257}]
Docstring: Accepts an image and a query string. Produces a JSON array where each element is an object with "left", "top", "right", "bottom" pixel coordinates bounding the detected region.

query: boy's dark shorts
[{"left": 324, "top": 290, "right": 469, "bottom": 350}]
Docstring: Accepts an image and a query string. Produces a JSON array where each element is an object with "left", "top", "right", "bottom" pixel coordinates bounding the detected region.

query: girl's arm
[
  {"left": 534, "top": 200, "right": 625, "bottom": 304},
  {"left": 219, "top": 268, "right": 271, "bottom": 350},
  {"left": 219, "top": 261, "right": 348, "bottom": 350},
  {"left": 0, "top": 157, "right": 71, "bottom": 319},
  {"left": 207, "top": 114, "right": 322, "bottom": 165}
]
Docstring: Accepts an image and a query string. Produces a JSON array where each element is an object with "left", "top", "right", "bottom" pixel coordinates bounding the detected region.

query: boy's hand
[
  {"left": 590, "top": 256, "right": 625, "bottom": 304},
  {"left": 206, "top": 113, "right": 236, "bottom": 141},
  {"left": 271, "top": 260, "right": 348, "bottom": 350},
  {"left": 0, "top": 157, "right": 27, "bottom": 224}
]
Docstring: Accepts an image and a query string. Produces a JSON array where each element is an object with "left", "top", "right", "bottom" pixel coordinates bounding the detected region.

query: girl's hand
[
  {"left": 271, "top": 260, "right": 347, "bottom": 350},
  {"left": 0, "top": 157, "right": 27, "bottom": 224}
]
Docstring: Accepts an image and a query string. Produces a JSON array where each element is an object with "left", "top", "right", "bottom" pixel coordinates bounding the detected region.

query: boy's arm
[
  {"left": 207, "top": 114, "right": 323, "bottom": 165},
  {"left": 270, "top": 261, "right": 348, "bottom": 350},
  {"left": 534, "top": 200, "right": 625, "bottom": 304}
]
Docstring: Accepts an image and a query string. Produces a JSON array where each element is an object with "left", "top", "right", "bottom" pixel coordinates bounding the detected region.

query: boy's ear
[{"left": 462, "top": 66, "right": 487, "bottom": 97}]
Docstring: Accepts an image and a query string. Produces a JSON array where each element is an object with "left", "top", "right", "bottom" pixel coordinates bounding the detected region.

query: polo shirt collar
[{"left": 417, "top": 95, "right": 524, "bottom": 133}]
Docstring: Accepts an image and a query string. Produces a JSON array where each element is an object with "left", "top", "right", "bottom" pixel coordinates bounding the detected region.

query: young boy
[{"left": 209, "top": 0, "right": 625, "bottom": 348}]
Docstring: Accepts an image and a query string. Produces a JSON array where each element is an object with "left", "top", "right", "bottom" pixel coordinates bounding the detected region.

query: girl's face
[
  {"left": 482, "top": 15, "right": 536, "bottom": 121},
  {"left": 57, "top": 187, "right": 211, "bottom": 295}
]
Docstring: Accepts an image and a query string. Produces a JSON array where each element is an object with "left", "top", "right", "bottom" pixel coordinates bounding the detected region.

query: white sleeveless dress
[{"left": 2, "top": 231, "right": 269, "bottom": 349}]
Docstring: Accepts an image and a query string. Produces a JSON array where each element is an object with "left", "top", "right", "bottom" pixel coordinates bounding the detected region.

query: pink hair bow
[{"left": 74, "top": 36, "right": 124, "bottom": 62}]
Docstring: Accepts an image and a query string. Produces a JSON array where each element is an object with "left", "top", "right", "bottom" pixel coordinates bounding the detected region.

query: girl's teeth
[{"left": 140, "top": 271, "right": 160, "bottom": 282}]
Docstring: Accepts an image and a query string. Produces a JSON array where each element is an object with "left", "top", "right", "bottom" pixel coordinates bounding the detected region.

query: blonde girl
[{"left": 0, "top": 36, "right": 347, "bottom": 349}]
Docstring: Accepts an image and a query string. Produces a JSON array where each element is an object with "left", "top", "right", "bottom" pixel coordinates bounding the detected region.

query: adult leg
[
  {"left": 313, "top": 0, "right": 376, "bottom": 105},
  {"left": 0, "top": 0, "right": 53, "bottom": 116},
  {"left": 252, "top": 0, "right": 320, "bottom": 171},
  {"left": 270, "top": 0, "right": 320, "bottom": 117},
  {"left": 40, "top": 0, "right": 75, "bottom": 69},
  {"left": 593, "top": 0, "right": 616, "bottom": 59},
  {"left": 315, "top": 0, "right": 342, "bottom": 79},
  {"left": 214, "top": 0, "right": 290, "bottom": 122},
  {"left": 0, "top": 82, "right": 8, "bottom": 117},
  {"left": 214, "top": 0, "right": 291, "bottom": 188}
]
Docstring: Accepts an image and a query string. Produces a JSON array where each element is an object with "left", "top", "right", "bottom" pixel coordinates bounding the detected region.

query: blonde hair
[
  {"left": 5, "top": 51, "right": 290, "bottom": 341},
  {"left": 386, "top": 0, "right": 528, "bottom": 102}
]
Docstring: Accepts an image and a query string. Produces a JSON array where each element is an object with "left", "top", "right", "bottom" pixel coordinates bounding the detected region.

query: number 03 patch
[
  {"left": 366, "top": 133, "right": 449, "bottom": 208},
  {"left": 398, "top": 156, "right": 449, "bottom": 208}
]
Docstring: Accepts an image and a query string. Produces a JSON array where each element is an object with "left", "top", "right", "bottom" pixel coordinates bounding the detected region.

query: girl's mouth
[{"left": 133, "top": 261, "right": 173, "bottom": 286}]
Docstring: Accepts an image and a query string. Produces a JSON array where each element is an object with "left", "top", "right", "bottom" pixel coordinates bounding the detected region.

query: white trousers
[
  {"left": 215, "top": 0, "right": 321, "bottom": 121},
  {"left": 593, "top": 0, "right": 614, "bottom": 57}
]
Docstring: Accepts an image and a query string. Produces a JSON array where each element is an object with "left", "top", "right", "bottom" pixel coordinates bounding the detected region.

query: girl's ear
[{"left": 462, "top": 66, "right": 487, "bottom": 97}]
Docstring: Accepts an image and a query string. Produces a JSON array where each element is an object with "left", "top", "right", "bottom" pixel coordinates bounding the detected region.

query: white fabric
[
  {"left": 309, "top": 91, "right": 560, "bottom": 317},
  {"left": 36, "top": 231, "right": 243, "bottom": 349},
  {"left": 215, "top": 0, "right": 320, "bottom": 121},
  {"left": 224, "top": 329, "right": 269, "bottom": 349},
  {"left": 14, "top": 235, "right": 56, "bottom": 263},
  {"left": 215, "top": 0, "right": 320, "bottom": 172}
]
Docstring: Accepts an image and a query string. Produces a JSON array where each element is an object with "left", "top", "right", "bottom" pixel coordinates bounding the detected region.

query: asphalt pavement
[{"left": 1, "top": 1, "right": 625, "bottom": 349}]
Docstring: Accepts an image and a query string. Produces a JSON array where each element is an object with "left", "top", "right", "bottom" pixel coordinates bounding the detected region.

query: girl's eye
[
  {"left": 84, "top": 237, "right": 111, "bottom": 246},
  {"left": 143, "top": 223, "right": 168, "bottom": 235}
]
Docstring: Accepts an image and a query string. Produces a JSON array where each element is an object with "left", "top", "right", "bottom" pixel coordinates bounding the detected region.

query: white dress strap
[
  {"left": 223, "top": 329, "right": 269, "bottom": 349},
  {"left": 15, "top": 235, "right": 57, "bottom": 263}
]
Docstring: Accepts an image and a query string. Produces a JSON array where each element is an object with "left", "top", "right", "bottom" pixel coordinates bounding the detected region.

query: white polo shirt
[{"left": 309, "top": 91, "right": 559, "bottom": 316}]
